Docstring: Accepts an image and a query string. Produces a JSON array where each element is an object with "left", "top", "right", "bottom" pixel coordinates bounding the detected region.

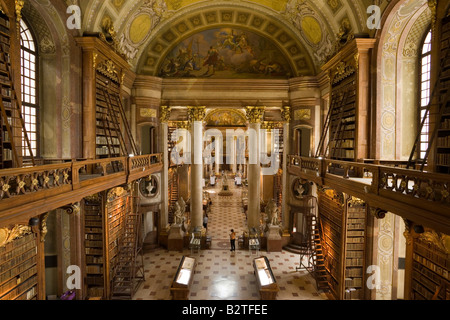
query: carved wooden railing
[
  {"left": 288, "top": 155, "right": 450, "bottom": 233},
  {"left": 288, "top": 155, "right": 450, "bottom": 204},
  {"left": 0, "top": 154, "right": 163, "bottom": 208}
]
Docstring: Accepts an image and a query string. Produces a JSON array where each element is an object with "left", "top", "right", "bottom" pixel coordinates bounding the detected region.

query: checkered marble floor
[
  {"left": 133, "top": 176, "right": 328, "bottom": 300},
  {"left": 133, "top": 249, "right": 328, "bottom": 300},
  {"left": 205, "top": 181, "right": 247, "bottom": 247}
]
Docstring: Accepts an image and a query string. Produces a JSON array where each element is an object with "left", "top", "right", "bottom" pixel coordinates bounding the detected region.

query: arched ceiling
[{"left": 80, "top": 0, "right": 393, "bottom": 77}]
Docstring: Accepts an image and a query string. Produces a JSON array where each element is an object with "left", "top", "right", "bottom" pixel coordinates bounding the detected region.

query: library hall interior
[{"left": 0, "top": 0, "right": 449, "bottom": 302}]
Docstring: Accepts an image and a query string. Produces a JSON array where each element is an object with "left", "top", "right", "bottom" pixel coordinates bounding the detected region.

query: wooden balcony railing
[
  {"left": 288, "top": 155, "right": 450, "bottom": 234},
  {"left": 0, "top": 154, "right": 163, "bottom": 226}
]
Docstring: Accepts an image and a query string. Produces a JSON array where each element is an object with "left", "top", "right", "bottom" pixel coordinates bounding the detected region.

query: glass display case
[
  {"left": 171, "top": 256, "right": 196, "bottom": 300},
  {"left": 253, "top": 256, "right": 279, "bottom": 300}
]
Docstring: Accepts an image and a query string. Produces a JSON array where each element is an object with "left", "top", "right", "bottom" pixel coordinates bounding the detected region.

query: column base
[
  {"left": 266, "top": 225, "right": 282, "bottom": 252},
  {"left": 168, "top": 225, "right": 185, "bottom": 251}
]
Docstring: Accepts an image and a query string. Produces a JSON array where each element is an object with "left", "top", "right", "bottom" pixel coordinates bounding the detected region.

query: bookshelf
[
  {"left": 329, "top": 75, "right": 357, "bottom": 161},
  {"left": 344, "top": 199, "right": 367, "bottom": 300},
  {"left": 411, "top": 233, "right": 449, "bottom": 300},
  {"left": 0, "top": 11, "right": 14, "bottom": 169},
  {"left": 0, "top": 232, "right": 39, "bottom": 300},
  {"left": 95, "top": 72, "right": 123, "bottom": 159},
  {"left": 76, "top": 36, "right": 137, "bottom": 161},
  {"left": 318, "top": 189, "right": 344, "bottom": 299},
  {"left": 84, "top": 195, "right": 105, "bottom": 299},
  {"left": 106, "top": 189, "right": 130, "bottom": 290},
  {"left": 320, "top": 38, "right": 375, "bottom": 161},
  {"left": 83, "top": 187, "right": 133, "bottom": 299},
  {"left": 318, "top": 190, "right": 368, "bottom": 300},
  {"left": 436, "top": 15, "right": 450, "bottom": 174}
]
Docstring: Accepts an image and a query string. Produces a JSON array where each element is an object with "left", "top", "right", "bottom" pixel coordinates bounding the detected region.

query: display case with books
[
  {"left": 253, "top": 256, "right": 279, "bottom": 300},
  {"left": 171, "top": 256, "right": 196, "bottom": 300}
]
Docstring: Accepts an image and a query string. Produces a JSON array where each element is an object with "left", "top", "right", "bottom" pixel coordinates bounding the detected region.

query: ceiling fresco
[
  {"left": 158, "top": 27, "right": 295, "bottom": 79},
  {"left": 80, "top": 0, "right": 394, "bottom": 76}
]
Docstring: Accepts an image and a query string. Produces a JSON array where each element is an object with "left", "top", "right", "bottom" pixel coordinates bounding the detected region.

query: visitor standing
[
  {"left": 203, "top": 214, "right": 208, "bottom": 230},
  {"left": 230, "top": 229, "right": 236, "bottom": 252}
]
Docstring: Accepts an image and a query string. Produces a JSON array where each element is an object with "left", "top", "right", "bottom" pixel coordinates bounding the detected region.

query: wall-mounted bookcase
[
  {"left": 410, "top": 234, "right": 449, "bottom": 300},
  {"left": 436, "top": 15, "right": 450, "bottom": 174},
  {"left": 318, "top": 190, "right": 344, "bottom": 298},
  {"left": 0, "top": 232, "right": 39, "bottom": 300},
  {"left": 318, "top": 190, "right": 368, "bottom": 300},
  {"left": 320, "top": 38, "right": 376, "bottom": 162},
  {"left": 344, "top": 200, "right": 367, "bottom": 300},
  {"left": 83, "top": 187, "right": 133, "bottom": 300},
  {"left": 84, "top": 195, "right": 105, "bottom": 298}
]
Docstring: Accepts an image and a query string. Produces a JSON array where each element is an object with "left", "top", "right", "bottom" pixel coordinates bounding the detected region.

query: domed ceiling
[{"left": 80, "top": 0, "right": 393, "bottom": 78}]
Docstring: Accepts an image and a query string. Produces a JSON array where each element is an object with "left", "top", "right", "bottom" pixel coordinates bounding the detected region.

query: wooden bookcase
[
  {"left": 0, "top": 10, "right": 20, "bottom": 169},
  {"left": 95, "top": 72, "right": 123, "bottom": 158},
  {"left": 344, "top": 200, "right": 367, "bottom": 300},
  {"left": 436, "top": 15, "right": 450, "bottom": 174},
  {"left": 83, "top": 187, "right": 132, "bottom": 300},
  {"left": 410, "top": 234, "right": 449, "bottom": 300},
  {"left": 0, "top": 232, "right": 39, "bottom": 300},
  {"left": 321, "top": 38, "right": 376, "bottom": 161},
  {"left": 318, "top": 189, "right": 368, "bottom": 300},
  {"left": 75, "top": 36, "right": 132, "bottom": 160},
  {"left": 318, "top": 190, "right": 344, "bottom": 298},
  {"left": 84, "top": 195, "right": 105, "bottom": 298}
]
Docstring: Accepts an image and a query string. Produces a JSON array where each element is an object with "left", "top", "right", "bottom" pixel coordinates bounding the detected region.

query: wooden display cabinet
[
  {"left": 253, "top": 256, "right": 279, "bottom": 300},
  {"left": 170, "top": 256, "right": 196, "bottom": 300}
]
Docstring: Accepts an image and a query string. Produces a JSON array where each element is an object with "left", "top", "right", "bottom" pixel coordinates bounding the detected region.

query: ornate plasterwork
[
  {"left": 245, "top": 106, "right": 265, "bottom": 123},
  {"left": 378, "top": 0, "right": 428, "bottom": 160},
  {"left": 419, "top": 230, "right": 450, "bottom": 254},
  {"left": 0, "top": 225, "right": 32, "bottom": 248},
  {"left": 187, "top": 106, "right": 206, "bottom": 122},
  {"left": 160, "top": 106, "right": 172, "bottom": 123}
]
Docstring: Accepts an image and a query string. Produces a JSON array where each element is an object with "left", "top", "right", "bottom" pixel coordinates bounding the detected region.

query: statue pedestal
[
  {"left": 168, "top": 225, "right": 185, "bottom": 251},
  {"left": 266, "top": 225, "right": 282, "bottom": 253}
]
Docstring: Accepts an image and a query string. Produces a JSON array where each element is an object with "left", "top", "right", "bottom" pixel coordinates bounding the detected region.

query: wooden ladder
[
  {"left": 307, "top": 213, "right": 329, "bottom": 291},
  {"left": 111, "top": 196, "right": 145, "bottom": 300}
]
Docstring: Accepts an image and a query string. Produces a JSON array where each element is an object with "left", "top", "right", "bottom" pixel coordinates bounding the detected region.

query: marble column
[
  {"left": 159, "top": 106, "right": 171, "bottom": 228},
  {"left": 246, "top": 107, "right": 265, "bottom": 230},
  {"left": 189, "top": 106, "right": 206, "bottom": 231},
  {"left": 281, "top": 107, "right": 291, "bottom": 232}
]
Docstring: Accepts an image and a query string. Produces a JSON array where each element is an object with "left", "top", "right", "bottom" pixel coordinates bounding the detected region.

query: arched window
[
  {"left": 20, "top": 20, "right": 38, "bottom": 158},
  {"left": 418, "top": 30, "right": 432, "bottom": 160}
]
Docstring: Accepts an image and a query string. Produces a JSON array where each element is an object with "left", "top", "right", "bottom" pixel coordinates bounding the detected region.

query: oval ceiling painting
[{"left": 158, "top": 28, "right": 294, "bottom": 79}]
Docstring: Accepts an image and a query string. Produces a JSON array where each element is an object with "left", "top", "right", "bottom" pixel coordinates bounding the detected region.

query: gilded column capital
[
  {"left": 188, "top": 106, "right": 206, "bottom": 123},
  {"left": 160, "top": 106, "right": 171, "bottom": 123},
  {"left": 281, "top": 106, "right": 291, "bottom": 123},
  {"left": 15, "top": 0, "right": 24, "bottom": 37},
  {"left": 428, "top": 0, "right": 437, "bottom": 33},
  {"left": 40, "top": 213, "right": 49, "bottom": 243},
  {"left": 245, "top": 106, "right": 265, "bottom": 124}
]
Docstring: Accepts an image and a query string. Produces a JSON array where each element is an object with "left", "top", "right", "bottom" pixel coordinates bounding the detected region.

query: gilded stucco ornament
[
  {"left": 245, "top": 106, "right": 265, "bottom": 124},
  {"left": 0, "top": 225, "right": 32, "bottom": 248},
  {"left": 188, "top": 106, "right": 206, "bottom": 123},
  {"left": 40, "top": 213, "right": 49, "bottom": 243},
  {"left": 282, "top": 106, "right": 291, "bottom": 122},
  {"left": 427, "top": 0, "right": 437, "bottom": 34},
  {"left": 159, "top": 106, "right": 171, "bottom": 123},
  {"left": 15, "top": 0, "right": 24, "bottom": 36}
]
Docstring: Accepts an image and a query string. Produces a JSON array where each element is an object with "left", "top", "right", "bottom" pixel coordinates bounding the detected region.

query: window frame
[
  {"left": 19, "top": 18, "right": 40, "bottom": 159},
  {"left": 418, "top": 28, "right": 432, "bottom": 161}
]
